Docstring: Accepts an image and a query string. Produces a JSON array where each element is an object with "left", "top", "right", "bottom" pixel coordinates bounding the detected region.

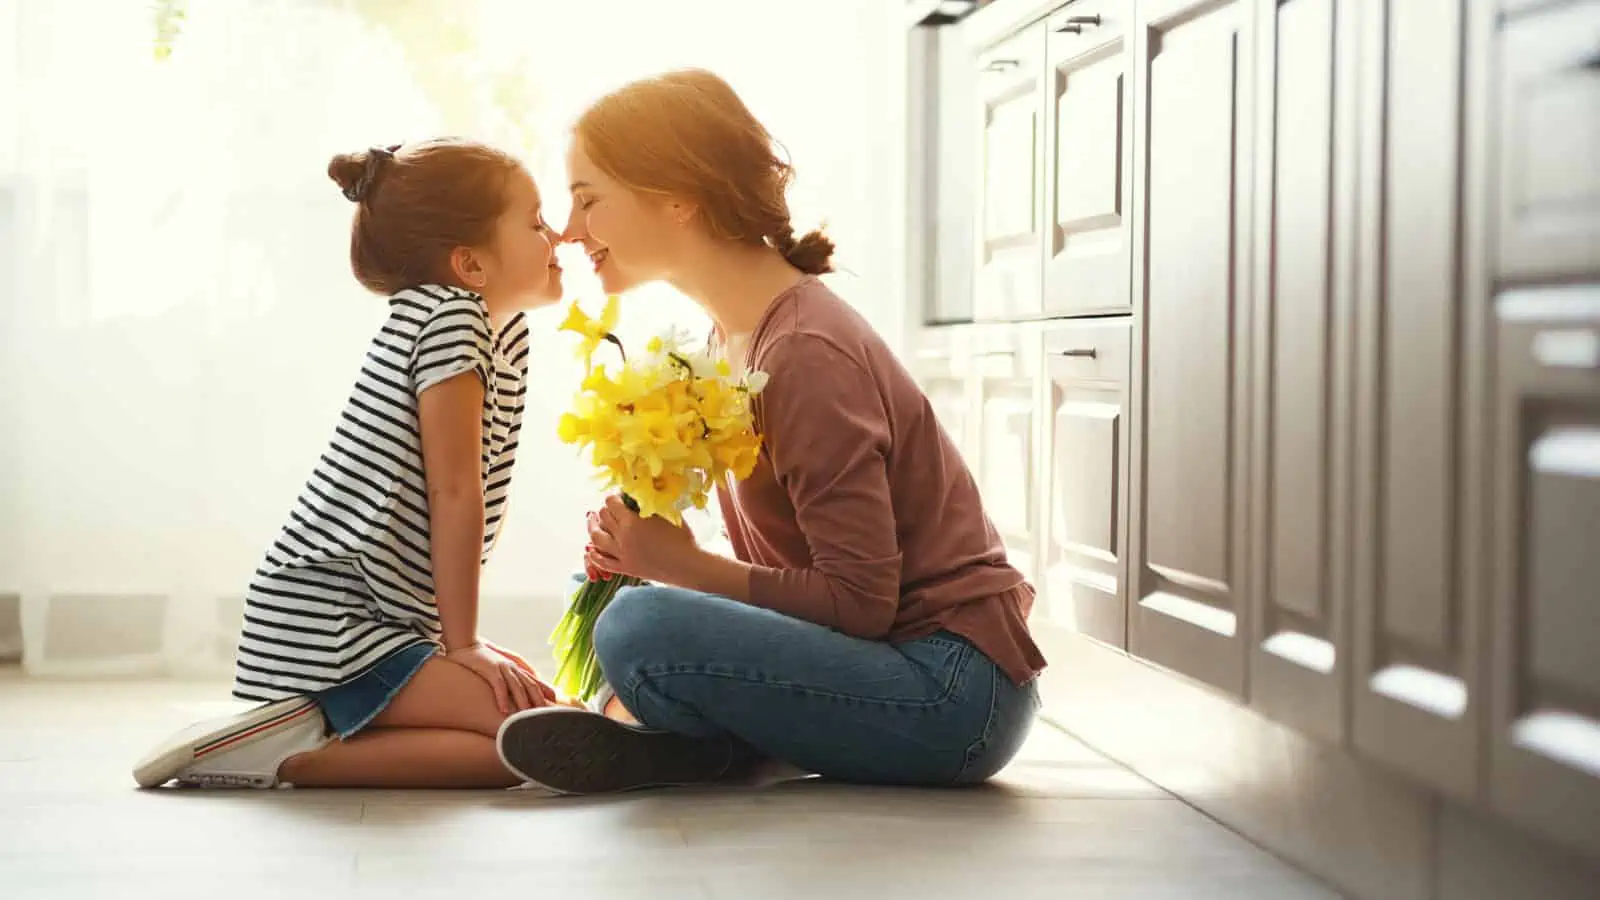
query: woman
[{"left": 496, "top": 69, "right": 1046, "bottom": 794}]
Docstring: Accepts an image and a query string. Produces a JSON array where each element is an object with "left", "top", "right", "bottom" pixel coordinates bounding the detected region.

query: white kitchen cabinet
[
  {"left": 972, "top": 326, "right": 1045, "bottom": 580},
  {"left": 908, "top": 328, "right": 978, "bottom": 461},
  {"left": 1124, "top": 0, "right": 1256, "bottom": 697},
  {"left": 971, "top": 22, "right": 1049, "bottom": 321},
  {"left": 1041, "top": 0, "right": 1133, "bottom": 316},
  {"left": 1243, "top": 0, "right": 1359, "bottom": 744},
  {"left": 1492, "top": 1, "right": 1600, "bottom": 284},
  {"left": 1041, "top": 318, "right": 1131, "bottom": 649},
  {"left": 1487, "top": 286, "right": 1600, "bottom": 862},
  {"left": 1349, "top": 0, "right": 1485, "bottom": 803}
]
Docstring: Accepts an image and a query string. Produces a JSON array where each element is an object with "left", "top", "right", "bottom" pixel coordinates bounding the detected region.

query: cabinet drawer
[
  {"left": 1494, "top": 2, "right": 1600, "bottom": 282},
  {"left": 1043, "top": 317, "right": 1131, "bottom": 383}
]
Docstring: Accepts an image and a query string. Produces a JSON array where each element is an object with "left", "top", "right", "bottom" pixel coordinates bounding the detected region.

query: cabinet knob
[
  {"left": 1056, "top": 14, "right": 1102, "bottom": 33},
  {"left": 1057, "top": 348, "right": 1098, "bottom": 358},
  {"left": 983, "top": 58, "right": 1020, "bottom": 72}
]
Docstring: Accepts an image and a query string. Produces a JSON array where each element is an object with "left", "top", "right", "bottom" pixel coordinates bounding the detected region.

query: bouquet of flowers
[{"left": 549, "top": 296, "right": 767, "bottom": 701}]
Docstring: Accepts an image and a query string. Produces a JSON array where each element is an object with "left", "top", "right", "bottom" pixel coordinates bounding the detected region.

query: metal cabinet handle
[
  {"left": 983, "top": 58, "right": 1020, "bottom": 72},
  {"left": 1057, "top": 348, "right": 1098, "bottom": 358},
  {"left": 1056, "top": 15, "right": 1102, "bottom": 33}
]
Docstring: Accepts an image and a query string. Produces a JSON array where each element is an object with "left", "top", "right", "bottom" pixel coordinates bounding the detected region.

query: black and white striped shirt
[{"left": 233, "top": 285, "right": 530, "bottom": 702}]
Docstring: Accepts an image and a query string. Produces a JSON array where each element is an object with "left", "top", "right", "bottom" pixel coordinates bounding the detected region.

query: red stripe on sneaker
[{"left": 194, "top": 703, "right": 318, "bottom": 759}]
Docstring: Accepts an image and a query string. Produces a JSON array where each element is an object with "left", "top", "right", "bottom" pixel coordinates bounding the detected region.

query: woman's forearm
[{"left": 678, "top": 548, "right": 754, "bottom": 601}]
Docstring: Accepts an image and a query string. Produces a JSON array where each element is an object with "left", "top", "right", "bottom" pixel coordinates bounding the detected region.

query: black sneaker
[{"left": 496, "top": 706, "right": 745, "bottom": 794}]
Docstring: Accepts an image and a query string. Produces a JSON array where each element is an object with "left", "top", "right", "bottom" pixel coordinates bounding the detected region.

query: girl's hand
[
  {"left": 586, "top": 494, "right": 699, "bottom": 584},
  {"left": 444, "top": 642, "right": 552, "bottom": 714},
  {"left": 482, "top": 639, "right": 560, "bottom": 705}
]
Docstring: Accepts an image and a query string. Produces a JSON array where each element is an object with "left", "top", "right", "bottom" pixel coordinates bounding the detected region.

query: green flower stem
[{"left": 550, "top": 492, "right": 643, "bottom": 701}]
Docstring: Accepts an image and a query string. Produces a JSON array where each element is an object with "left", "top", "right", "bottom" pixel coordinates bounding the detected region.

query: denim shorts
[{"left": 313, "top": 641, "right": 437, "bottom": 738}]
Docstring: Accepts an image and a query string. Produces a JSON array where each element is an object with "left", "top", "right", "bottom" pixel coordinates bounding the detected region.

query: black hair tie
[{"left": 345, "top": 144, "right": 402, "bottom": 203}]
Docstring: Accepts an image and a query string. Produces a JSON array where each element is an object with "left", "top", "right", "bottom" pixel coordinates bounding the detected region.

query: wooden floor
[{"left": 0, "top": 671, "right": 1341, "bottom": 899}]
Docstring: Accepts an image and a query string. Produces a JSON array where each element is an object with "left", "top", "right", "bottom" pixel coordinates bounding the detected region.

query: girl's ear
[
  {"left": 448, "top": 246, "right": 488, "bottom": 290},
  {"left": 667, "top": 198, "right": 699, "bottom": 227}
]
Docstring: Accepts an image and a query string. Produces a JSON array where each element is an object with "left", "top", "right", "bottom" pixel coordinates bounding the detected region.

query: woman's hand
[
  {"left": 583, "top": 548, "right": 612, "bottom": 584},
  {"left": 585, "top": 494, "right": 699, "bottom": 584},
  {"left": 444, "top": 642, "right": 553, "bottom": 714}
]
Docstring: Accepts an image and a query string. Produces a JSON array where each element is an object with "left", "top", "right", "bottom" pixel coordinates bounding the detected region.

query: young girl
[
  {"left": 134, "top": 138, "right": 566, "bottom": 789},
  {"left": 494, "top": 70, "right": 1045, "bottom": 794}
]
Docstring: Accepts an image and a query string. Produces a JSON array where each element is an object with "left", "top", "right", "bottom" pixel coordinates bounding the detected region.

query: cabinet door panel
[
  {"left": 1247, "top": 0, "right": 1357, "bottom": 744},
  {"left": 974, "top": 27, "right": 1048, "bottom": 321},
  {"left": 1488, "top": 288, "right": 1600, "bottom": 861},
  {"left": 973, "top": 330, "right": 1043, "bottom": 579},
  {"left": 1494, "top": 2, "right": 1600, "bottom": 283},
  {"left": 927, "top": 375, "right": 972, "bottom": 458},
  {"left": 1351, "top": 0, "right": 1482, "bottom": 801},
  {"left": 1044, "top": 320, "right": 1132, "bottom": 649},
  {"left": 910, "top": 330, "right": 976, "bottom": 461},
  {"left": 1044, "top": 0, "right": 1133, "bottom": 316},
  {"left": 1127, "top": 0, "right": 1255, "bottom": 697}
]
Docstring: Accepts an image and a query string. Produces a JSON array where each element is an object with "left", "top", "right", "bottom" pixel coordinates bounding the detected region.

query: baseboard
[
  {"left": 16, "top": 591, "right": 567, "bottom": 680},
  {"left": 1032, "top": 624, "right": 1600, "bottom": 900}
]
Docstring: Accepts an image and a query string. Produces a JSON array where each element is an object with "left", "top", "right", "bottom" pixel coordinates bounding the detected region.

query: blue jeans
[{"left": 592, "top": 583, "right": 1040, "bottom": 786}]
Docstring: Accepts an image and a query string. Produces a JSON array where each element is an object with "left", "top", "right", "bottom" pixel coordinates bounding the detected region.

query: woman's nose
[{"left": 560, "top": 213, "right": 586, "bottom": 244}]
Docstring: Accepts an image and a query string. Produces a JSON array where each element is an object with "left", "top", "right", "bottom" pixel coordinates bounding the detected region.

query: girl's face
[
  {"left": 562, "top": 140, "right": 682, "bottom": 295},
  {"left": 473, "top": 168, "right": 564, "bottom": 309}
]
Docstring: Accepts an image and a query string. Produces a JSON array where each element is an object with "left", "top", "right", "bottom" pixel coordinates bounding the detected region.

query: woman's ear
[{"left": 448, "top": 246, "right": 489, "bottom": 290}]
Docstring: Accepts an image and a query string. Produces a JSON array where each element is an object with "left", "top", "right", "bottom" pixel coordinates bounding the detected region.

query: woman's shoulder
[{"left": 754, "top": 278, "right": 885, "bottom": 369}]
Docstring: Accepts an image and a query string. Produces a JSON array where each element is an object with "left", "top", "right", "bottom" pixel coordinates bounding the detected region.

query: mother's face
[{"left": 562, "top": 140, "right": 680, "bottom": 295}]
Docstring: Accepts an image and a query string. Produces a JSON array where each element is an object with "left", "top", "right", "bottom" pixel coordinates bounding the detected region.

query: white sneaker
[{"left": 132, "top": 696, "right": 329, "bottom": 789}]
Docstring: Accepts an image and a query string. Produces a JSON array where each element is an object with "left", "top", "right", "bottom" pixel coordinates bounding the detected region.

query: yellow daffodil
[
  {"left": 552, "top": 299, "right": 770, "bottom": 700},
  {"left": 558, "top": 295, "right": 621, "bottom": 368}
]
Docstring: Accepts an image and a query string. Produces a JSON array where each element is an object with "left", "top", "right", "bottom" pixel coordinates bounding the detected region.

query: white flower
[
  {"left": 654, "top": 325, "right": 696, "bottom": 356},
  {"left": 743, "top": 370, "right": 769, "bottom": 394},
  {"left": 688, "top": 352, "right": 722, "bottom": 380},
  {"left": 675, "top": 470, "right": 709, "bottom": 510}
]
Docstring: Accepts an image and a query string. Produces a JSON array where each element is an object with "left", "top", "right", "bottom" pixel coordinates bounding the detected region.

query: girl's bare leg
[{"left": 278, "top": 657, "right": 518, "bottom": 788}]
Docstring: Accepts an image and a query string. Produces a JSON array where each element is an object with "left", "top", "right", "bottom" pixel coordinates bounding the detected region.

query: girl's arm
[
  {"left": 411, "top": 294, "right": 545, "bottom": 712},
  {"left": 417, "top": 370, "right": 488, "bottom": 654}
]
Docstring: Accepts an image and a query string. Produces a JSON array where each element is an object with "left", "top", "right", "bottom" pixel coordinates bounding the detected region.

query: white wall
[{"left": 0, "top": 0, "right": 908, "bottom": 673}]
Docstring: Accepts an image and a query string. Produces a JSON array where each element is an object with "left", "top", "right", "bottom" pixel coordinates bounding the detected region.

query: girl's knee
[{"left": 374, "top": 658, "right": 509, "bottom": 738}]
